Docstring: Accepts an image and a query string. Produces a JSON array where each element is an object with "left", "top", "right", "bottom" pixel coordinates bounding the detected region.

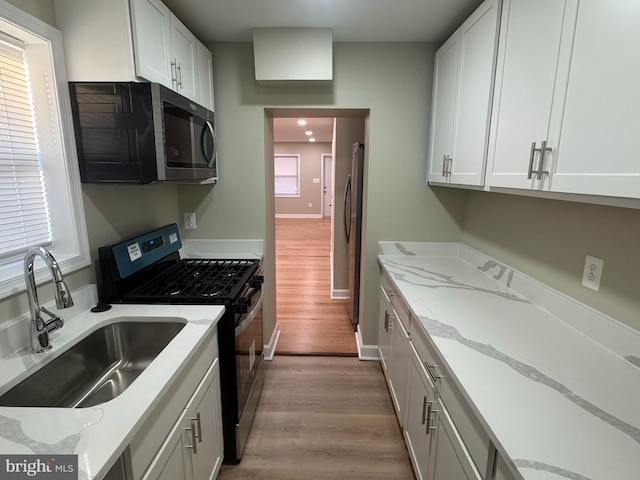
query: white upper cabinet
[
  {"left": 428, "top": 0, "right": 500, "bottom": 187},
  {"left": 129, "top": 0, "right": 173, "bottom": 87},
  {"left": 549, "top": 1, "right": 640, "bottom": 198},
  {"left": 428, "top": 35, "right": 459, "bottom": 184},
  {"left": 197, "top": 42, "right": 215, "bottom": 112},
  {"left": 54, "top": 0, "right": 214, "bottom": 108},
  {"left": 169, "top": 14, "right": 199, "bottom": 100},
  {"left": 486, "top": 0, "right": 575, "bottom": 190}
]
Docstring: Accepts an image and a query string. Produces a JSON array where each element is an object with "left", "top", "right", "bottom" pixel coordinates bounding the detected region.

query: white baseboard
[
  {"left": 355, "top": 325, "right": 379, "bottom": 361},
  {"left": 263, "top": 322, "right": 281, "bottom": 360},
  {"left": 275, "top": 214, "right": 322, "bottom": 219},
  {"left": 331, "top": 289, "right": 350, "bottom": 299}
]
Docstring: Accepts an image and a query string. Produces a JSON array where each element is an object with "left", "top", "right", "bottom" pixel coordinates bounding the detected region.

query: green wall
[
  {"left": 178, "top": 42, "right": 468, "bottom": 346},
  {"left": 460, "top": 190, "right": 640, "bottom": 332}
]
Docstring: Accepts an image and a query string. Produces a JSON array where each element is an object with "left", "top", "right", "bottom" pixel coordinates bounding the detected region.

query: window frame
[
  {"left": 274, "top": 154, "right": 301, "bottom": 198},
  {"left": 0, "top": 1, "right": 90, "bottom": 299}
]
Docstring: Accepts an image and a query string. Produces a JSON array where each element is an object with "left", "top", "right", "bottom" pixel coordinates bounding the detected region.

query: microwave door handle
[{"left": 201, "top": 120, "right": 217, "bottom": 168}]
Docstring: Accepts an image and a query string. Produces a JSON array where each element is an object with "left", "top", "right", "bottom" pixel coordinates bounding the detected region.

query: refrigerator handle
[{"left": 344, "top": 175, "right": 351, "bottom": 243}]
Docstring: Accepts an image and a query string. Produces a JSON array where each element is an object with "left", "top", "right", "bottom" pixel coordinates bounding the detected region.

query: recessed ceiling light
[
  {"left": 309, "top": 138, "right": 316, "bottom": 142},
  {"left": 305, "top": 129, "right": 313, "bottom": 136},
  {"left": 297, "top": 119, "right": 307, "bottom": 126}
]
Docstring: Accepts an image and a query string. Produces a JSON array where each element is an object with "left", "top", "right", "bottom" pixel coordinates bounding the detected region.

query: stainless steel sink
[{"left": 0, "top": 320, "right": 185, "bottom": 408}]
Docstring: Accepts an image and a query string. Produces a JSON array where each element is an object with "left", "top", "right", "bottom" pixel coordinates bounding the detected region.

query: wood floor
[
  {"left": 275, "top": 218, "right": 357, "bottom": 355},
  {"left": 217, "top": 356, "right": 415, "bottom": 479}
]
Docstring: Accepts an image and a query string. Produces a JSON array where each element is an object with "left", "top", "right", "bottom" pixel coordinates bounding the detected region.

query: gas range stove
[
  {"left": 97, "top": 224, "right": 260, "bottom": 307},
  {"left": 97, "top": 224, "right": 265, "bottom": 465}
]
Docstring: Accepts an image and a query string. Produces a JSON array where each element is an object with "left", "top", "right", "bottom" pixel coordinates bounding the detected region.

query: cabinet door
[
  {"left": 404, "top": 343, "right": 437, "bottom": 480},
  {"left": 186, "top": 360, "right": 223, "bottom": 480},
  {"left": 448, "top": 0, "right": 499, "bottom": 187},
  {"left": 431, "top": 401, "right": 482, "bottom": 480},
  {"left": 428, "top": 34, "right": 460, "bottom": 184},
  {"left": 189, "top": 361, "right": 223, "bottom": 480},
  {"left": 378, "top": 285, "right": 393, "bottom": 374},
  {"left": 549, "top": 1, "right": 640, "bottom": 199},
  {"left": 388, "top": 313, "right": 409, "bottom": 426},
  {"left": 171, "top": 17, "right": 199, "bottom": 101},
  {"left": 141, "top": 408, "right": 192, "bottom": 480},
  {"left": 486, "top": 0, "right": 571, "bottom": 190},
  {"left": 129, "top": 0, "right": 173, "bottom": 87},
  {"left": 196, "top": 42, "right": 215, "bottom": 112}
]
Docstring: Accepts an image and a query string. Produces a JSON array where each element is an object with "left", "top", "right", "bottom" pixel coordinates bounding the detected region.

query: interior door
[{"left": 322, "top": 154, "right": 333, "bottom": 217}]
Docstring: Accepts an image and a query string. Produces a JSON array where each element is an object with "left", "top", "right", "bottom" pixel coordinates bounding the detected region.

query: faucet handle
[{"left": 40, "top": 306, "right": 65, "bottom": 333}]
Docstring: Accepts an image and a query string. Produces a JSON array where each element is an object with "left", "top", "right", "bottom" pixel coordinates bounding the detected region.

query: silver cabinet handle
[
  {"left": 421, "top": 396, "right": 428, "bottom": 425},
  {"left": 185, "top": 419, "right": 198, "bottom": 454},
  {"left": 536, "top": 140, "right": 551, "bottom": 180},
  {"left": 191, "top": 412, "right": 202, "bottom": 443},
  {"left": 177, "top": 62, "right": 183, "bottom": 88},
  {"left": 425, "top": 400, "right": 435, "bottom": 435},
  {"left": 170, "top": 60, "right": 178, "bottom": 88},
  {"left": 425, "top": 401, "right": 437, "bottom": 435},
  {"left": 424, "top": 361, "right": 441, "bottom": 383},
  {"left": 442, "top": 155, "right": 447, "bottom": 176},
  {"left": 527, "top": 142, "right": 537, "bottom": 179},
  {"left": 528, "top": 141, "right": 552, "bottom": 180},
  {"left": 447, "top": 155, "right": 453, "bottom": 176}
]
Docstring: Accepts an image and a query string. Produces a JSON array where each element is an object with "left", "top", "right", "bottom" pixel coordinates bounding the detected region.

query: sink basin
[{"left": 0, "top": 320, "right": 185, "bottom": 408}]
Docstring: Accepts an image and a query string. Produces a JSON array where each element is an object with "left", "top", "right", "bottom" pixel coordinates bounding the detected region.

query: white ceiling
[
  {"left": 273, "top": 117, "right": 334, "bottom": 143},
  {"left": 160, "top": 0, "right": 484, "bottom": 143},
  {"left": 161, "top": 0, "right": 484, "bottom": 43}
]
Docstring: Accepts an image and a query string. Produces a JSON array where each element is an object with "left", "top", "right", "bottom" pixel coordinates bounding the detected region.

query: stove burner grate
[{"left": 127, "top": 259, "right": 258, "bottom": 302}]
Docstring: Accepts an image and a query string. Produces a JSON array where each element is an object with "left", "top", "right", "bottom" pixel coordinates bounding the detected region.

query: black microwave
[{"left": 69, "top": 82, "right": 217, "bottom": 184}]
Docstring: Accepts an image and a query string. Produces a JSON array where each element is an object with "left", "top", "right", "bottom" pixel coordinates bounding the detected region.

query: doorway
[{"left": 270, "top": 111, "right": 367, "bottom": 356}]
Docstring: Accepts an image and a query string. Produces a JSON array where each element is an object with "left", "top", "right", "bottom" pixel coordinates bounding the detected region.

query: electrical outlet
[
  {"left": 308, "top": 202, "right": 313, "bottom": 208},
  {"left": 581, "top": 255, "right": 603, "bottom": 291},
  {"left": 184, "top": 212, "right": 196, "bottom": 230}
]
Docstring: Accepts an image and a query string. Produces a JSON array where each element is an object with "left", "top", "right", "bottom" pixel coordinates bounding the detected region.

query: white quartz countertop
[
  {"left": 0, "top": 303, "right": 225, "bottom": 480},
  {"left": 378, "top": 243, "right": 640, "bottom": 480}
]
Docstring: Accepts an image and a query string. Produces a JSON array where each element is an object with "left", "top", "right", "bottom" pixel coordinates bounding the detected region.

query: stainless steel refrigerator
[{"left": 344, "top": 142, "right": 364, "bottom": 331}]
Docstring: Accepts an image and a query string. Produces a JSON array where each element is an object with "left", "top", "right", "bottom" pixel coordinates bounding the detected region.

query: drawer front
[
  {"left": 381, "top": 273, "right": 411, "bottom": 333},
  {"left": 412, "top": 324, "right": 491, "bottom": 478}
]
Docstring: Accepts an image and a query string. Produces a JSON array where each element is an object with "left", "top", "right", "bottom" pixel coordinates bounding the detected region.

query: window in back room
[{"left": 0, "top": 1, "right": 89, "bottom": 299}]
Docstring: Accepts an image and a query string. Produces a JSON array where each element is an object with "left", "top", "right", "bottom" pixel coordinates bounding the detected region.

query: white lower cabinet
[
  {"left": 378, "top": 285, "right": 393, "bottom": 374},
  {"left": 405, "top": 343, "right": 481, "bottom": 480},
  {"left": 129, "top": 332, "right": 222, "bottom": 480},
  {"left": 380, "top": 274, "right": 491, "bottom": 480},
  {"left": 142, "top": 360, "right": 223, "bottom": 480},
  {"left": 404, "top": 344, "right": 437, "bottom": 480},
  {"left": 493, "top": 455, "right": 517, "bottom": 480},
  {"left": 379, "top": 276, "right": 410, "bottom": 426}
]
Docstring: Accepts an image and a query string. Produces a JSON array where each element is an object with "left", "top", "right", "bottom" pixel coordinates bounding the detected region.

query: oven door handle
[{"left": 235, "top": 290, "right": 263, "bottom": 337}]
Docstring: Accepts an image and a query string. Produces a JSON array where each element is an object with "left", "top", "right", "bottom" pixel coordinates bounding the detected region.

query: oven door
[{"left": 234, "top": 287, "right": 264, "bottom": 455}]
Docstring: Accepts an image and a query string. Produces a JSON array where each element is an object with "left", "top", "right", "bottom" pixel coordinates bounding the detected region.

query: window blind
[{"left": 0, "top": 39, "right": 50, "bottom": 260}]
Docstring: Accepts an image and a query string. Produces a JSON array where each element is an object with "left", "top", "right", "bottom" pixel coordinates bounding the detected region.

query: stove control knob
[{"left": 250, "top": 275, "right": 264, "bottom": 289}]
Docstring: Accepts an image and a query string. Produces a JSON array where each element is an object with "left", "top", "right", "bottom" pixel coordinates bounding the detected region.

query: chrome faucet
[{"left": 24, "top": 247, "right": 74, "bottom": 353}]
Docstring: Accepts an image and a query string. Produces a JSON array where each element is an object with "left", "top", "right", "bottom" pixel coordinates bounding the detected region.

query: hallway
[{"left": 275, "top": 218, "right": 357, "bottom": 355}]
